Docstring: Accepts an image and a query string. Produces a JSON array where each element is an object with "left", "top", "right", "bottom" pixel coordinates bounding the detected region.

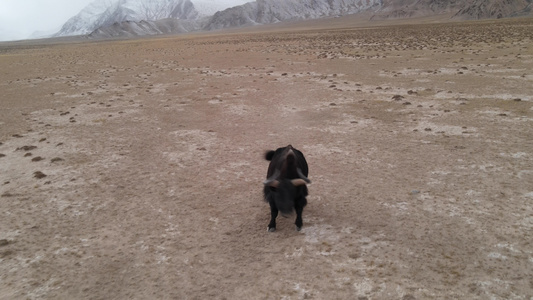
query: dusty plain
[{"left": 1, "top": 17, "right": 533, "bottom": 299}]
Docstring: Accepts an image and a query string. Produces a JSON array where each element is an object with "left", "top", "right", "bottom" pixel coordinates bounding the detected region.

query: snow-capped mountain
[
  {"left": 54, "top": 0, "right": 197, "bottom": 37},
  {"left": 204, "top": 0, "right": 383, "bottom": 30},
  {"left": 55, "top": 0, "right": 253, "bottom": 37}
]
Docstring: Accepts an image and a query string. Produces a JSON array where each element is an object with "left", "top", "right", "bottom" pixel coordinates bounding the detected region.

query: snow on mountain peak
[{"left": 193, "top": 0, "right": 253, "bottom": 16}]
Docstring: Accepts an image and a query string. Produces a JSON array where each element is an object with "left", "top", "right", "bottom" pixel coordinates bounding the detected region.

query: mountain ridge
[
  {"left": 203, "top": 0, "right": 383, "bottom": 31},
  {"left": 57, "top": 0, "right": 533, "bottom": 39}
]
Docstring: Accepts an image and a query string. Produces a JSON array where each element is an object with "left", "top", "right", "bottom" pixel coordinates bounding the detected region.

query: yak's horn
[
  {"left": 265, "top": 180, "right": 280, "bottom": 188},
  {"left": 291, "top": 179, "right": 308, "bottom": 186},
  {"left": 297, "top": 168, "right": 311, "bottom": 183},
  {"left": 263, "top": 169, "right": 281, "bottom": 187}
]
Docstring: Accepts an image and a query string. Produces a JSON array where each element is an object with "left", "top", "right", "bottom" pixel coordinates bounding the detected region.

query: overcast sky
[{"left": 0, "top": 0, "right": 93, "bottom": 41}]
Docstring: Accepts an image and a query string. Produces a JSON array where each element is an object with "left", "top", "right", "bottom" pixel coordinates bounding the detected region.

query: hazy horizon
[{"left": 0, "top": 0, "right": 94, "bottom": 41}]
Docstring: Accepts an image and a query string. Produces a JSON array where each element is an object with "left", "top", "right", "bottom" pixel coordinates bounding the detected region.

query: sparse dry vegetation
[{"left": 1, "top": 17, "right": 532, "bottom": 299}]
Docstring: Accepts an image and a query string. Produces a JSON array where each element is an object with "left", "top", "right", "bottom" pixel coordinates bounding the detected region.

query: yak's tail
[{"left": 265, "top": 150, "right": 275, "bottom": 161}]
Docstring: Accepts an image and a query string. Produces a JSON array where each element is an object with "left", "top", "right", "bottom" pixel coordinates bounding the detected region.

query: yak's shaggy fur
[{"left": 263, "top": 145, "right": 310, "bottom": 232}]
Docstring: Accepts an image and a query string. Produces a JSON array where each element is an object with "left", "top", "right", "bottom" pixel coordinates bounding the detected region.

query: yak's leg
[
  {"left": 294, "top": 202, "right": 304, "bottom": 231},
  {"left": 268, "top": 205, "right": 278, "bottom": 232}
]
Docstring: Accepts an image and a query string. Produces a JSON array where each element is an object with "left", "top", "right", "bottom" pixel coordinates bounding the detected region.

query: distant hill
[
  {"left": 453, "top": 0, "right": 532, "bottom": 19},
  {"left": 203, "top": 0, "right": 382, "bottom": 31},
  {"left": 88, "top": 19, "right": 203, "bottom": 39}
]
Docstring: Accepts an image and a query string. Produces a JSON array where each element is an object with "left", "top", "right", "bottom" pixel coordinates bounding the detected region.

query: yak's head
[{"left": 263, "top": 148, "right": 310, "bottom": 215}]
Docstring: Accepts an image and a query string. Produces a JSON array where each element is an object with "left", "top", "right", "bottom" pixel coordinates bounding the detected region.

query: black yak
[{"left": 263, "top": 145, "right": 310, "bottom": 232}]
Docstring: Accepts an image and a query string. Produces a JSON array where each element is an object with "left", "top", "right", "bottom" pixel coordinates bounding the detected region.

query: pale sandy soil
[{"left": 1, "top": 17, "right": 533, "bottom": 299}]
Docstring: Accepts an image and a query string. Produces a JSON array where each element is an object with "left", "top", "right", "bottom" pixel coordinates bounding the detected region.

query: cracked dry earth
[{"left": 1, "top": 18, "right": 533, "bottom": 299}]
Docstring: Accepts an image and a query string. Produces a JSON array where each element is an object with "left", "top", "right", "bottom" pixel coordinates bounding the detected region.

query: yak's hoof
[
  {"left": 268, "top": 227, "right": 276, "bottom": 232},
  {"left": 295, "top": 226, "right": 302, "bottom": 231}
]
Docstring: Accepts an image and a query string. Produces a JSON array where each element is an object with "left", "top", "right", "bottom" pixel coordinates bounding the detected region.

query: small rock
[
  {"left": 0, "top": 239, "right": 8, "bottom": 247},
  {"left": 34, "top": 171, "right": 47, "bottom": 179},
  {"left": 348, "top": 252, "right": 360, "bottom": 259},
  {"left": 16, "top": 145, "right": 37, "bottom": 151},
  {"left": 51, "top": 157, "right": 64, "bottom": 163},
  {"left": 0, "top": 154, "right": 5, "bottom": 158},
  {"left": 424, "top": 128, "right": 432, "bottom": 131},
  {"left": 392, "top": 95, "right": 404, "bottom": 101},
  {"left": 31, "top": 156, "right": 44, "bottom": 162},
  {"left": 0, "top": 249, "right": 14, "bottom": 258}
]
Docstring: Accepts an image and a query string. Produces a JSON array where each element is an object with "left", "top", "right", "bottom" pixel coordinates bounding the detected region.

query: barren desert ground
[{"left": 1, "top": 17, "right": 533, "bottom": 299}]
